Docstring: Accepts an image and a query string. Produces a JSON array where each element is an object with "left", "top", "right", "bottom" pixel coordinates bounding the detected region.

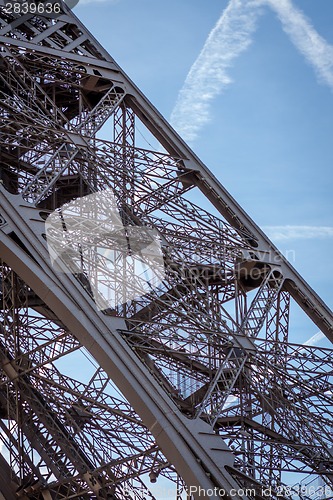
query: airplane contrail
[
  {"left": 170, "top": 0, "right": 263, "bottom": 142},
  {"left": 262, "top": 0, "right": 333, "bottom": 89},
  {"left": 171, "top": 0, "right": 333, "bottom": 142},
  {"left": 302, "top": 331, "right": 325, "bottom": 347},
  {"left": 262, "top": 225, "right": 333, "bottom": 241}
]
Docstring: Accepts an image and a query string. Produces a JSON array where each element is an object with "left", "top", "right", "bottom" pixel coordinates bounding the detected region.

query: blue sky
[
  {"left": 69, "top": 1, "right": 333, "bottom": 493},
  {"left": 73, "top": 0, "right": 333, "bottom": 314}
]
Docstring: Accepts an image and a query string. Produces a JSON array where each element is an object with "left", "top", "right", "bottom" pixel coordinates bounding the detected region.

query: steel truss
[{"left": 0, "top": 2, "right": 333, "bottom": 499}]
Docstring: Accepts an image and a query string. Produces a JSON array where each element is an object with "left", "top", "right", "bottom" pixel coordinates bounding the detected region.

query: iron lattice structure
[{"left": 0, "top": 2, "right": 333, "bottom": 499}]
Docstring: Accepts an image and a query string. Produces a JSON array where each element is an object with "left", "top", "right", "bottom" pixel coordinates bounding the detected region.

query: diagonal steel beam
[{"left": 0, "top": 186, "right": 242, "bottom": 499}]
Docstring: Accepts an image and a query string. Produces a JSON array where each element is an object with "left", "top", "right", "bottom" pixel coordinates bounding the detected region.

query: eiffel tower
[{"left": 0, "top": 2, "right": 333, "bottom": 499}]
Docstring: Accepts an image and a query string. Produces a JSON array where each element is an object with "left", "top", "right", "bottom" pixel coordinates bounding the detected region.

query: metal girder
[
  {"left": 52, "top": 6, "right": 333, "bottom": 340},
  {"left": 2, "top": 0, "right": 329, "bottom": 338},
  {"left": 0, "top": 188, "right": 240, "bottom": 498},
  {"left": 1, "top": 3, "right": 333, "bottom": 499}
]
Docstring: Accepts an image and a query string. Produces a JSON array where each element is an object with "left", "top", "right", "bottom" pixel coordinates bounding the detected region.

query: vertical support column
[
  {"left": 113, "top": 102, "right": 135, "bottom": 207},
  {"left": 233, "top": 273, "right": 286, "bottom": 481},
  {"left": 258, "top": 290, "right": 290, "bottom": 487},
  {"left": 237, "top": 366, "right": 256, "bottom": 479},
  {"left": 113, "top": 104, "right": 136, "bottom": 315},
  {"left": 0, "top": 262, "right": 27, "bottom": 484}
]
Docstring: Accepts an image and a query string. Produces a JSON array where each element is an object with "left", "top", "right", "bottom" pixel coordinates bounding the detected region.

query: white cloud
[
  {"left": 302, "top": 331, "right": 325, "bottom": 347},
  {"left": 171, "top": 0, "right": 333, "bottom": 143},
  {"left": 170, "top": 0, "right": 263, "bottom": 143},
  {"left": 289, "top": 331, "right": 325, "bottom": 359},
  {"left": 259, "top": 0, "right": 333, "bottom": 90},
  {"left": 262, "top": 225, "right": 333, "bottom": 241}
]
